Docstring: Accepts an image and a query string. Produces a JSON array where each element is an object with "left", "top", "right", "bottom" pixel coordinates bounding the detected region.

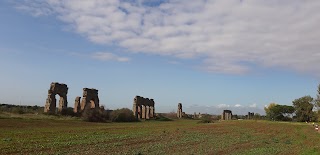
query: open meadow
[{"left": 1, "top": 115, "right": 320, "bottom": 155}]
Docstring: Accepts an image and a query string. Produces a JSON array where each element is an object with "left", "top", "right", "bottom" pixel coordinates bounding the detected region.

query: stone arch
[
  {"left": 133, "top": 96, "right": 155, "bottom": 120},
  {"left": 44, "top": 82, "right": 68, "bottom": 114},
  {"left": 222, "top": 110, "right": 232, "bottom": 120},
  {"left": 80, "top": 88, "right": 100, "bottom": 111}
]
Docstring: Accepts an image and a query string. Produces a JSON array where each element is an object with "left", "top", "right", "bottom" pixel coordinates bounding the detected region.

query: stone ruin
[
  {"left": 177, "top": 103, "right": 183, "bottom": 118},
  {"left": 132, "top": 96, "right": 155, "bottom": 120},
  {"left": 73, "top": 88, "right": 100, "bottom": 113},
  {"left": 44, "top": 82, "right": 101, "bottom": 114},
  {"left": 44, "top": 82, "right": 68, "bottom": 114},
  {"left": 247, "top": 112, "right": 254, "bottom": 119},
  {"left": 80, "top": 88, "right": 100, "bottom": 111},
  {"left": 73, "top": 96, "right": 81, "bottom": 113},
  {"left": 221, "top": 110, "right": 232, "bottom": 120}
]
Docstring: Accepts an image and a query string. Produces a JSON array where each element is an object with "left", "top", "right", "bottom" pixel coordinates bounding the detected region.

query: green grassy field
[{"left": 1, "top": 116, "right": 320, "bottom": 155}]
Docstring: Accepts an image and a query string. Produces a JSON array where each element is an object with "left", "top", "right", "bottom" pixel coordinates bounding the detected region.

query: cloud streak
[
  {"left": 70, "top": 52, "right": 130, "bottom": 62},
  {"left": 16, "top": 0, "right": 320, "bottom": 75},
  {"left": 91, "top": 52, "right": 130, "bottom": 62}
]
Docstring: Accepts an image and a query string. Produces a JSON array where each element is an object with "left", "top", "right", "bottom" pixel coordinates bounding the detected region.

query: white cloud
[
  {"left": 91, "top": 52, "right": 130, "bottom": 62},
  {"left": 16, "top": 0, "right": 320, "bottom": 75},
  {"left": 70, "top": 52, "right": 130, "bottom": 62},
  {"left": 234, "top": 104, "right": 242, "bottom": 107},
  {"left": 249, "top": 103, "right": 257, "bottom": 108},
  {"left": 216, "top": 104, "right": 230, "bottom": 108}
]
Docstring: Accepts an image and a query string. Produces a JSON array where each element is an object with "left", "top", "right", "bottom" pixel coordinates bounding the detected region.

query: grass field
[{"left": 1, "top": 116, "right": 320, "bottom": 155}]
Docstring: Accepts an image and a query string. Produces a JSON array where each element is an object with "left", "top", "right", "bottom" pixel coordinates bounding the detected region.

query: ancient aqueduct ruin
[
  {"left": 44, "top": 82, "right": 102, "bottom": 114},
  {"left": 44, "top": 82, "right": 246, "bottom": 120},
  {"left": 44, "top": 82, "right": 68, "bottom": 113},
  {"left": 132, "top": 96, "right": 155, "bottom": 119}
]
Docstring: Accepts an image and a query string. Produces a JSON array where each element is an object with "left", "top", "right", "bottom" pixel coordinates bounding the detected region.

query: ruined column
[
  {"left": 151, "top": 99, "right": 155, "bottom": 118},
  {"left": 221, "top": 111, "right": 225, "bottom": 120},
  {"left": 177, "top": 103, "right": 183, "bottom": 118},
  {"left": 44, "top": 92, "right": 56, "bottom": 113},
  {"left": 146, "top": 106, "right": 150, "bottom": 119},
  {"left": 138, "top": 105, "right": 142, "bottom": 119},
  {"left": 74, "top": 96, "right": 81, "bottom": 113},
  {"left": 58, "top": 95, "right": 68, "bottom": 113},
  {"left": 146, "top": 98, "right": 151, "bottom": 119},
  {"left": 150, "top": 106, "right": 154, "bottom": 118},
  {"left": 141, "top": 105, "right": 146, "bottom": 119},
  {"left": 133, "top": 96, "right": 138, "bottom": 118}
]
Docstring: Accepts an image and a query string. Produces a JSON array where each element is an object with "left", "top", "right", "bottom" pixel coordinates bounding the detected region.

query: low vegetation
[
  {"left": 1, "top": 118, "right": 320, "bottom": 154},
  {"left": 109, "top": 108, "right": 137, "bottom": 122}
]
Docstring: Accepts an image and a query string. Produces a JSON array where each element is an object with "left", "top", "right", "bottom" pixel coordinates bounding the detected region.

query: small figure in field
[{"left": 315, "top": 124, "right": 319, "bottom": 131}]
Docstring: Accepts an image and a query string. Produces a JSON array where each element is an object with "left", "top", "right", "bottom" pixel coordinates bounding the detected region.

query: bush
[
  {"left": 82, "top": 108, "right": 108, "bottom": 122},
  {"left": 198, "top": 115, "right": 214, "bottom": 123},
  {"left": 110, "top": 108, "right": 137, "bottom": 122},
  {"left": 60, "top": 107, "right": 78, "bottom": 117},
  {"left": 11, "top": 107, "right": 25, "bottom": 114}
]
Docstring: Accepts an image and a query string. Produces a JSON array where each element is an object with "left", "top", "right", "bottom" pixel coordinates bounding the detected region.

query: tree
[
  {"left": 264, "top": 103, "right": 278, "bottom": 120},
  {"left": 315, "top": 84, "right": 320, "bottom": 110},
  {"left": 292, "top": 96, "right": 314, "bottom": 122},
  {"left": 314, "top": 84, "right": 320, "bottom": 121},
  {"left": 264, "top": 103, "right": 294, "bottom": 121}
]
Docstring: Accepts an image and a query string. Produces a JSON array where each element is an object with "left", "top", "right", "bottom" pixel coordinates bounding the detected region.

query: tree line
[{"left": 264, "top": 84, "right": 320, "bottom": 122}]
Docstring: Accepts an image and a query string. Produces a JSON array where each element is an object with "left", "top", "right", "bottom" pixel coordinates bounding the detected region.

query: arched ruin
[
  {"left": 80, "top": 88, "right": 100, "bottom": 111},
  {"left": 177, "top": 103, "right": 183, "bottom": 118},
  {"left": 44, "top": 82, "right": 68, "bottom": 114},
  {"left": 247, "top": 112, "right": 254, "bottom": 119},
  {"left": 222, "top": 110, "right": 232, "bottom": 120},
  {"left": 133, "top": 96, "right": 155, "bottom": 120}
]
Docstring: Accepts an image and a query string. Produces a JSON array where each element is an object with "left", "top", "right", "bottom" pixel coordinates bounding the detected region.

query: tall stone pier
[
  {"left": 44, "top": 82, "right": 68, "bottom": 114},
  {"left": 177, "top": 103, "right": 183, "bottom": 118}
]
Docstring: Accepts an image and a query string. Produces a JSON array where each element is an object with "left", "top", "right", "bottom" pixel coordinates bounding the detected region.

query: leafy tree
[
  {"left": 264, "top": 103, "right": 278, "bottom": 120},
  {"left": 264, "top": 103, "right": 294, "bottom": 121},
  {"left": 292, "top": 96, "right": 314, "bottom": 122},
  {"left": 253, "top": 113, "right": 261, "bottom": 120},
  {"left": 316, "top": 84, "right": 320, "bottom": 109}
]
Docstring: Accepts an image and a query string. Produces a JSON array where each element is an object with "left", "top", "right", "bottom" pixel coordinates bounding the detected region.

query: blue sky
[{"left": 0, "top": 0, "right": 319, "bottom": 115}]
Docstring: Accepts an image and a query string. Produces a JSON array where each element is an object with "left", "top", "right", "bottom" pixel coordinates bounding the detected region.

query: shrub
[
  {"left": 109, "top": 108, "right": 137, "bottom": 122},
  {"left": 82, "top": 108, "right": 108, "bottom": 122},
  {"left": 11, "top": 107, "right": 25, "bottom": 114},
  {"left": 60, "top": 107, "right": 78, "bottom": 117},
  {"left": 198, "top": 115, "right": 214, "bottom": 123}
]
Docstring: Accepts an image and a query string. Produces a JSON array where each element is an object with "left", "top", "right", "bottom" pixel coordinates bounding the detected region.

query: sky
[{"left": 0, "top": 0, "right": 319, "bottom": 115}]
